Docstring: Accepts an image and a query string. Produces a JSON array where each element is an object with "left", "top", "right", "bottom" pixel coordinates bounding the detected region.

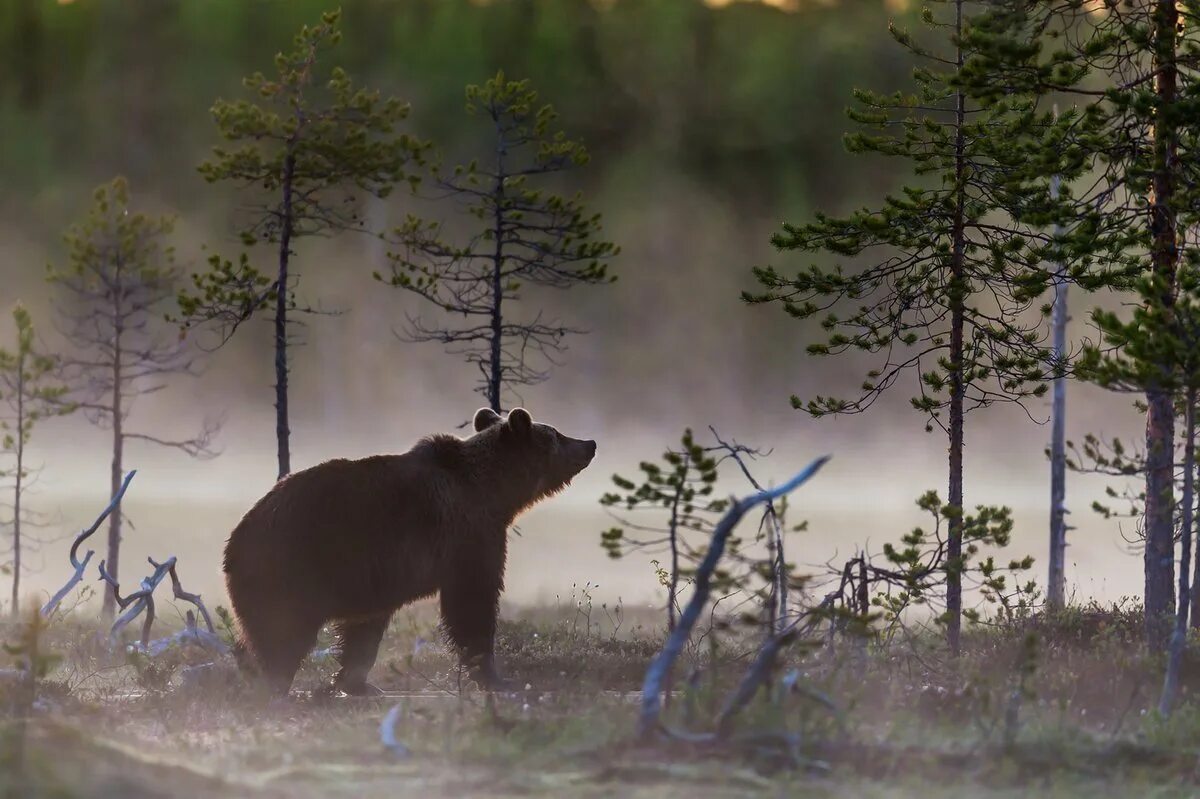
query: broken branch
[
  {"left": 637, "top": 455, "right": 830, "bottom": 741},
  {"left": 41, "top": 470, "right": 137, "bottom": 617}
]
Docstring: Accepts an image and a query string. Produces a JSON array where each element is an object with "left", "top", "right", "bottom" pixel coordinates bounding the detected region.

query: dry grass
[{"left": 4, "top": 597, "right": 1200, "bottom": 797}]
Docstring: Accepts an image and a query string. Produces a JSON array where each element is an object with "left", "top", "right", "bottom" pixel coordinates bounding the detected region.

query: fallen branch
[
  {"left": 101, "top": 556, "right": 169, "bottom": 648},
  {"left": 146, "top": 611, "right": 230, "bottom": 656},
  {"left": 637, "top": 455, "right": 830, "bottom": 741},
  {"left": 714, "top": 630, "right": 797, "bottom": 739},
  {"left": 380, "top": 703, "right": 411, "bottom": 757},
  {"left": 41, "top": 470, "right": 137, "bottom": 617}
]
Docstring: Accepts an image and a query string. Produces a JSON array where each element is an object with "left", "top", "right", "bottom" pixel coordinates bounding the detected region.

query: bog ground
[{"left": 4, "top": 599, "right": 1200, "bottom": 798}]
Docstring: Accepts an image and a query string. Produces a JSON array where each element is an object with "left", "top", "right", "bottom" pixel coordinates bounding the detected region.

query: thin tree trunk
[
  {"left": 666, "top": 454, "right": 689, "bottom": 635},
  {"left": 1145, "top": 0, "right": 1180, "bottom": 650},
  {"left": 1193, "top": 445, "right": 1200, "bottom": 629},
  {"left": 1047, "top": 173, "right": 1069, "bottom": 611},
  {"left": 488, "top": 132, "right": 506, "bottom": 414},
  {"left": 10, "top": 349, "right": 24, "bottom": 618},
  {"left": 274, "top": 152, "right": 296, "bottom": 481},
  {"left": 1160, "top": 389, "right": 1195, "bottom": 715},
  {"left": 945, "top": 0, "right": 968, "bottom": 656},
  {"left": 102, "top": 264, "right": 125, "bottom": 620}
]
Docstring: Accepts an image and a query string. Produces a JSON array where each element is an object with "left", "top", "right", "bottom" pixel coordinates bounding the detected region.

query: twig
[
  {"left": 380, "top": 703, "right": 411, "bottom": 757},
  {"left": 715, "top": 630, "right": 797, "bottom": 739},
  {"left": 41, "top": 470, "right": 137, "bottom": 617},
  {"left": 146, "top": 611, "right": 230, "bottom": 656},
  {"left": 638, "top": 455, "right": 830, "bottom": 740}
]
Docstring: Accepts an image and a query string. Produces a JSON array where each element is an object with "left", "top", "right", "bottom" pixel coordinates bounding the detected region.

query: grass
[{"left": 3, "top": 596, "right": 1200, "bottom": 797}]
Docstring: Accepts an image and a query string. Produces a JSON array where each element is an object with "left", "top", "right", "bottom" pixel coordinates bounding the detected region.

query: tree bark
[
  {"left": 1160, "top": 389, "right": 1194, "bottom": 715},
  {"left": 1144, "top": 0, "right": 1180, "bottom": 650},
  {"left": 10, "top": 348, "right": 24, "bottom": 618},
  {"left": 945, "top": 0, "right": 968, "bottom": 656},
  {"left": 102, "top": 260, "right": 125, "bottom": 620},
  {"left": 274, "top": 152, "right": 296, "bottom": 481},
  {"left": 487, "top": 129, "right": 506, "bottom": 414},
  {"left": 1193, "top": 446, "right": 1200, "bottom": 628},
  {"left": 1047, "top": 174, "right": 1069, "bottom": 611}
]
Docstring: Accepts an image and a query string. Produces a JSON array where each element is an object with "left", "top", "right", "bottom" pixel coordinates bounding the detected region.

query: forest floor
[{"left": 4, "top": 596, "right": 1200, "bottom": 798}]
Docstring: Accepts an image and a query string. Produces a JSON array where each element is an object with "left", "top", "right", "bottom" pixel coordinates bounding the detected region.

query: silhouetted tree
[
  {"left": 0, "top": 304, "right": 72, "bottom": 618},
  {"left": 379, "top": 72, "right": 616, "bottom": 412},
  {"left": 1073, "top": 267, "right": 1200, "bottom": 713},
  {"left": 972, "top": 0, "right": 1200, "bottom": 650},
  {"left": 744, "top": 0, "right": 1071, "bottom": 652},
  {"left": 48, "top": 177, "right": 216, "bottom": 619},
  {"left": 180, "top": 9, "right": 423, "bottom": 478}
]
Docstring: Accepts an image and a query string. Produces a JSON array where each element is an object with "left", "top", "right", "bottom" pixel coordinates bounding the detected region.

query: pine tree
[
  {"left": 744, "top": 0, "right": 1067, "bottom": 652},
  {"left": 48, "top": 177, "right": 216, "bottom": 619},
  {"left": 378, "top": 72, "right": 616, "bottom": 412},
  {"left": 179, "top": 9, "right": 423, "bottom": 478},
  {"left": 0, "top": 304, "right": 72, "bottom": 618},
  {"left": 967, "top": 0, "right": 1200, "bottom": 649},
  {"left": 1077, "top": 266, "right": 1200, "bottom": 713},
  {"left": 600, "top": 430, "right": 729, "bottom": 633}
]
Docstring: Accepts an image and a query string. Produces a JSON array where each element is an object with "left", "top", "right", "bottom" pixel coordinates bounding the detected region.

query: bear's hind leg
[
  {"left": 332, "top": 612, "right": 392, "bottom": 695},
  {"left": 244, "top": 614, "right": 323, "bottom": 696}
]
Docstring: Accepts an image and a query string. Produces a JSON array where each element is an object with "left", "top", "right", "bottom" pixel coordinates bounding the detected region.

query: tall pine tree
[
  {"left": 745, "top": 0, "right": 1072, "bottom": 652},
  {"left": 967, "top": 0, "right": 1200, "bottom": 648},
  {"left": 180, "top": 10, "right": 424, "bottom": 479}
]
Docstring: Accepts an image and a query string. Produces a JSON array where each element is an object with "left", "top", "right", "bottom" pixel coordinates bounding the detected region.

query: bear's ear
[
  {"left": 473, "top": 407, "right": 502, "bottom": 432},
  {"left": 507, "top": 407, "right": 533, "bottom": 436}
]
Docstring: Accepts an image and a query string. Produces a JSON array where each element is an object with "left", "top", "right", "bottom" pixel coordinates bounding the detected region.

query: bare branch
[{"left": 41, "top": 470, "right": 137, "bottom": 617}]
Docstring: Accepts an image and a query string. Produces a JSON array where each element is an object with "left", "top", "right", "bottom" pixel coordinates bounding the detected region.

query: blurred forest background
[{"left": 0, "top": 0, "right": 1138, "bottom": 611}]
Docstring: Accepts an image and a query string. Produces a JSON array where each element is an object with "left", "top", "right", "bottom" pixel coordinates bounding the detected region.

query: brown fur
[{"left": 222, "top": 407, "right": 596, "bottom": 694}]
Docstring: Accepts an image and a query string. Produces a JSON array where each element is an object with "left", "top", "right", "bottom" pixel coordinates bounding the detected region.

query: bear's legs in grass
[
  {"left": 440, "top": 567, "right": 505, "bottom": 688},
  {"left": 246, "top": 613, "right": 324, "bottom": 695},
  {"left": 332, "top": 612, "right": 392, "bottom": 695}
]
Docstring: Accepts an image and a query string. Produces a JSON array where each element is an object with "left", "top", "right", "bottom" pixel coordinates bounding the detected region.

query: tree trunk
[
  {"left": 274, "top": 152, "right": 296, "bottom": 481},
  {"left": 10, "top": 350, "right": 24, "bottom": 618},
  {"left": 487, "top": 133, "right": 506, "bottom": 414},
  {"left": 1159, "top": 389, "right": 1195, "bottom": 715},
  {"left": 102, "top": 268, "right": 125, "bottom": 620},
  {"left": 945, "top": 0, "right": 968, "bottom": 656},
  {"left": 1192, "top": 442, "right": 1200, "bottom": 628},
  {"left": 1145, "top": 0, "right": 1180, "bottom": 650},
  {"left": 1047, "top": 175, "right": 1069, "bottom": 611}
]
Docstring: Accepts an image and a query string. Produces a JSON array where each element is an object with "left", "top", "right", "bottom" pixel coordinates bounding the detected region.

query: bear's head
[{"left": 472, "top": 407, "right": 596, "bottom": 499}]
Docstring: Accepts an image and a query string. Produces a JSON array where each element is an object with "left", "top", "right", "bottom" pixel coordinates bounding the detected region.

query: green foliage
[
  {"left": 600, "top": 429, "right": 799, "bottom": 631},
  {"left": 871, "top": 491, "right": 1038, "bottom": 632},
  {"left": 744, "top": 1, "right": 1066, "bottom": 429},
  {"left": 3, "top": 609, "right": 60, "bottom": 685},
  {"left": 199, "top": 8, "right": 423, "bottom": 238},
  {"left": 181, "top": 8, "right": 424, "bottom": 330},
  {"left": 600, "top": 428, "right": 727, "bottom": 561},
  {"left": 1079, "top": 267, "right": 1200, "bottom": 397},
  {"left": 0, "top": 304, "right": 73, "bottom": 456},
  {"left": 379, "top": 71, "right": 617, "bottom": 408},
  {"left": 47, "top": 176, "right": 178, "bottom": 302}
]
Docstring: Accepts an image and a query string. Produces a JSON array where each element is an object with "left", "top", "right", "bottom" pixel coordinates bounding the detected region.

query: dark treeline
[{"left": 0, "top": 0, "right": 912, "bottom": 228}]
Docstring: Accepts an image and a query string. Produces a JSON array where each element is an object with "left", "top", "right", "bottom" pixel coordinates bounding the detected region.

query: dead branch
[
  {"left": 380, "top": 703, "right": 411, "bottom": 757},
  {"left": 40, "top": 470, "right": 137, "bottom": 617},
  {"left": 146, "top": 610, "right": 230, "bottom": 656},
  {"left": 708, "top": 426, "right": 788, "bottom": 633},
  {"left": 638, "top": 455, "right": 830, "bottom": 741},
  {"left": 100, "top": 556, "right": 161, "bottom": 647},
  {"left": 714, "top": 630, "right": 797, "bottom": 739},
  {"left": 99, "top": 555, "right": 216, "bottom": 649}
]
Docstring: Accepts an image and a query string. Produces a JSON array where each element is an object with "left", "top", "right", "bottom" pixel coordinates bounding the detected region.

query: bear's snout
[{"left": 582, "top": 439, "right": 597, "bottom": 463}]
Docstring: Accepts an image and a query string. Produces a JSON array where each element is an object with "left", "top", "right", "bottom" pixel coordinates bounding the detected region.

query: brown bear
[{"left": 222, "top": 407, "right": 596, "bottom": 695}]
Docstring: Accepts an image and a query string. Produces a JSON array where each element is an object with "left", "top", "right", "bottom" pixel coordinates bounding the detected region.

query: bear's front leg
[
  {"left": 331, "top": 612, "right": 392, "bottom": 695},
  {"left": 440, "top": 564, "right": 509, "bottom": 690}
]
